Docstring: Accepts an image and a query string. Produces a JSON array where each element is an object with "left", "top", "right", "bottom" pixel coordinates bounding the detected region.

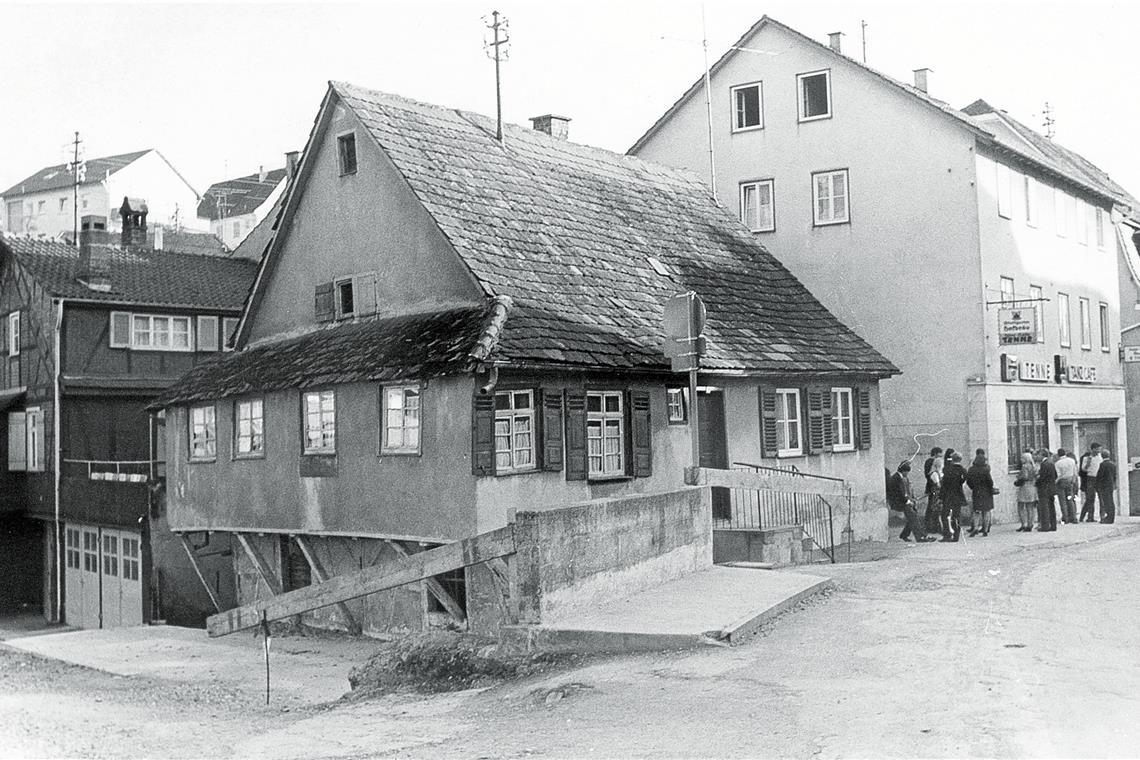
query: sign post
[{"left": 663, "top": 292, "right": 707, "bottom": 469}]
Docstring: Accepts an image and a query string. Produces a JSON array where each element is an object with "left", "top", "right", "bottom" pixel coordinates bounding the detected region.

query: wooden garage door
[{"left": 64, "top": 524, "right": 143, "bottom": 629}]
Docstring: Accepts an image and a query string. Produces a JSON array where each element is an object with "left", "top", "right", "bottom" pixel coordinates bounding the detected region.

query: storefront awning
[{"left": 0, "top": 387, "right": 26, "bottom": 411}]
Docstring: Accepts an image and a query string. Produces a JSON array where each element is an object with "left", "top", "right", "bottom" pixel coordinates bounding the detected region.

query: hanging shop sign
[
  {"left": 998, "top": 307, "right": 1037, "bottom": 345},
  {"left": 1124, "top": 346, "right": 1140, "bottom": 363}
]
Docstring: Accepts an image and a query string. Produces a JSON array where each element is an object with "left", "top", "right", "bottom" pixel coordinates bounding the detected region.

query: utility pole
[
  {"left": 701, "top": 4, "right": 717, "bottom": 199},
  {"left": 67, "top": 131, "right": 83, "bottom": 246},
  {"left": 861, "top": 20, "right": 867, "bottom": 63},
  {"left": 484, "top": 11, "right": 510, "bottom": 142}
]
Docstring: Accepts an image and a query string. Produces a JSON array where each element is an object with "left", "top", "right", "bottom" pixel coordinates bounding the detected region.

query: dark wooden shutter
[
  {"left": 759, "top": 386, "right": 779, "bottom": 458},
  {"left": 564, "top": 389, "right": 588, "bottom": 481},
  {"left": 630, "top": 390, "right": 652, "bottom": 477},
  {"left": 541, "top": 389, "right": 564, "bottom": 472},
  {"left": 314, "top": 282, "right": 334, "bottom": 323},
  {"left": 471, "top": 393, "right": 496, "bottom": 476},
  {"left": 806, "top": 387, "right": 826, "bottom": 455},
  {"left": 821, "top": 387, "right": 835, "bottom": 452},
  {"left": 856, "top": 385, "right": 873, "bottom": 450}
]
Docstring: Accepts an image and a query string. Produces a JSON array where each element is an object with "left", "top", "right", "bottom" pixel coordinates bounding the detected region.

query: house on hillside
[
  {"left": 2, "top": 149, "right": 204, "bottom": 239},
  {"left": 631, "top": 15, "right": 1140, "bottom": 523},
  {"left": 0, "top": 212, "right": 257, "bottom": 627},
  {"left": 197, "top": 153, "right": 297, "bottom": 250},
  {"left": 152, "top": 81, "right": 897, "bottom": 636}
]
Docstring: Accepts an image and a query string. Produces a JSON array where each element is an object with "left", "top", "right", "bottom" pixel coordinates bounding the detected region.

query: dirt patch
[{"left": 346, "top": 632, "right": 586, "bottom": 698}]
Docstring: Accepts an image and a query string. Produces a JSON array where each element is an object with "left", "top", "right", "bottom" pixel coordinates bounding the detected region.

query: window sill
[
  {"left": 588, "top": 474, "right": 633, "bottom": 483},
  {"left": 750, "top": 227, "right": 776, "bottom": 234},
  {"left": 831, "top": 445, "right": 856, "bottom": 454},
  {"left": 667, "top": 419, "right": 689, "bottom": 426},
  {"left": 380, "top": 449, "right": 422, "bottom": 457},
  {"left": 494, "top": 466, "right": 540, "bottom": 478},
  {"left": 812, "top": 219, "right": 850, "bottom": 228},
  {"left": 301, "top": 450, "right": 337, "bottom": 457},
  {"left": 731, "top": 125, "right": 764, "bottom": 134},
  {"left": 233, "top": 453, "right": 265, "bottom": 461},
  {"left": 339, "top": 170, "right": 357, "bottom": 177},
  {"left": 188, "top": 458, "right": 216, "bottom": 465},
  {"left": 798, "top": 113, "right": 833, "bottom": 123}
]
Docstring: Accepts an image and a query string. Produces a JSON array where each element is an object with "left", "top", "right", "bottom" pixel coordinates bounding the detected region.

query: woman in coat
[
  {"left": 966, "top": 453, "right": 996, "bottom": 536},
  {"left": 926, "top": 455, "right": 944, "bottom": 536},
  {"left": 1015, "top": 451, "right": 1038, "bottom": 532},
  {"left": 939, "top": 452, "right": 968, "bottom": 541}
]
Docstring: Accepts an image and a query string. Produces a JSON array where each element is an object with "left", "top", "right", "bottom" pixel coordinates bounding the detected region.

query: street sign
[
  {"left": 1125, "top": 346, "right": 1140, "bottom": 363},
  {"left": 670, "top": 353, "right": 701, "bottom": 372},
  {"left": 663, "top": 291, "right": 706, "bottom": 341},
  {"left": 998, "top": 307, "right": 1037, "bottom": 345}
]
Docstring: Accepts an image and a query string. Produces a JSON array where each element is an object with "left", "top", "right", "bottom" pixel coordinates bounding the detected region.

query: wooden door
[
  {"left": 698, "top": 389, "right": 730, "bottom": 518},
  {"left": 117, "top": 531, "right": 143, "bottom": 626},
  {"left": 80, "top": 527, "right": 101, "bottom": 628},
  {"left": 100, "top": 531, "right": 121, "bottom": 628}
]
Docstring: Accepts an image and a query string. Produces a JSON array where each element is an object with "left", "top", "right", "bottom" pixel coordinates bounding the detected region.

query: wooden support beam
[
  {"left": 484, "top": 556, "right": 516, "bottom": 623},
  {"left": 292, "top": 534, "right": 362, "bottom": 635},
  {"left": 178, "top": 534, "right": 221, "bottom": 613},
  {"left": 684, "top": 466, "right": 846, "bottom": 496},
  {"left": 383, "top": 538, "right": 467, "bottom": 625},
  {"left": 235, "top": 533, "right": 283, "bottom": 596},
  {"left": 208, "top": 525, "right": 515, "bottom": 637}
]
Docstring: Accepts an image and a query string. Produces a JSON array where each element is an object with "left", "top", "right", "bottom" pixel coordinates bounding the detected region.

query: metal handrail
[{"left": 733, "top": 461, "right": 847, "bottom": 484}]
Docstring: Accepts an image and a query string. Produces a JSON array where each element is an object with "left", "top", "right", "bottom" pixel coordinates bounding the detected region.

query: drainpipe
[{"left": 53, "top": 298, "right": 63, "bottom": 623}]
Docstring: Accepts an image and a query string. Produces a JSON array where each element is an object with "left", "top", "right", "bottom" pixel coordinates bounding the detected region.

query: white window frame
[
  {"left": 775, "top": 388, "right": 803, "bottom": 457},
  {"left": 129, "top": 313, "right": 193, "bottom": 352},
  {"left": 999, "top": 276, "right": 1015, "bottom": 304},
  {"left": 1025, "top": 175, "right": 1039, "bottom": 227},
  {"left": 494, "top": 389, "right": 537, "bottom": 474},
  {"left": 25, "top": 406, "right": 43, "bottom": 472},
  {"left": 1058, "top": 292, "right": 1071, "bottom": 348},
  {"left": 796, "top": 69, "right": 832, "bottom": 122},
  {"left": 1029, "top": 285, "right": 1044, "bottom": 344},
  {"left": 1099, "top": 302, "right": 1110, "bottom": 352},
  {"left": 222, "top": 317, "right": 239, "bottom": 351},
  {"left": 196, "top": 315, "right": 219, "bottom": 352},
  {"left": 996, "top": 164, "right": 1012, "bottom": 219},
  {"left": 7, "top": 311, "right": 19, "bottom": 357},
  {"left": 1079, "top": 297, "right": 1091, "bottom": 350},
  {"left": 831, "top": 387, "right": 855, "bottom": 452},
  {"left": 302, "top": 389, "right": 336, "bottom": 454},
  {"left": 812, "top": 169, "right": 849, "bottom": 226},
  {"left": 740, "top": 179, "right": 775, "bottom": 233},
  {"left": 587, "top": 391, "right": 625, "bottom": 478},
  {"left": 189, "top": 404, "right": 217, "bottom": 461},
  {"left": 381, "top": 384, "right": 421, "bottom": 455},
  {"left": 730, "top": 81, "right": 764, "bottom": 132},
  {"left": 121, "top": 536, "right": 140, "bottom": 581},
  {"left": 666, "top": 388, "right": 688, "bottom": 424},
  {"left": 234, "top": 398, "right": 264, "bottom": 458}
]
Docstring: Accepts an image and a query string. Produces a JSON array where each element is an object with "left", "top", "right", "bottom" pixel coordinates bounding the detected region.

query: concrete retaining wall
[{"left": 713, "top": 525, "right": 804, "bottom": 567}]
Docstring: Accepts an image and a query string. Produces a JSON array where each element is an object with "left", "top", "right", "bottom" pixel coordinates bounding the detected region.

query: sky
[{"left": 1, "top": 1, "right": 1138, "bottom": 203}]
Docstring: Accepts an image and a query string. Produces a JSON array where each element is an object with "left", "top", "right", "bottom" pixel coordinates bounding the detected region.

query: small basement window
[
  {"left": 336, "top": 280, "right": 354, "bottom": 318},
  {"left": 797, "top": 70, "right": 832, "bottom": 121},
  {"left": 337, "top": 132, "right": 357, "bottom": 175}
]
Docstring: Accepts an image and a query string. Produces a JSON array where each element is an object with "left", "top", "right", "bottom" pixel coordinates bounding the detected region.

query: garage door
[{"left": 63, "top": 523, "right": 142, "bottom": 628}]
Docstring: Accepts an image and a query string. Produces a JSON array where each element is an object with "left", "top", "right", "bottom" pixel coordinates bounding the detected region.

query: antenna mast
[
  {"left": 701, "top": 3, "right": 716, "bottom": 199},
  {"left": 67, "top": 131, "right": 84, "bottom": 246},
  {"left": 484, "top": 11, "right": 511, "bottom": 142},
  {"left": 861, "top": 19, "right": 867, "bottom": 63},
  {"left": 1043, "top": 102, "right": 1055, "bottom": 139}
]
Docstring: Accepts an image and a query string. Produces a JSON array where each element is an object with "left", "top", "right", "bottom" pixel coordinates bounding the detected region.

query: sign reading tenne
[{"left": 998, "top": 307, "right": 1037, "bottom": 345}]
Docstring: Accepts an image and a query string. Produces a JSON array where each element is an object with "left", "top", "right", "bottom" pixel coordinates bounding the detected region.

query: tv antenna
[
  {"left": 483, "top": 10, "right": 511, "bottom": 142},
  {"left": 65, "top": 131, "right": 85, "bottom": 246},
  {"left": 1042, "top": 101, "right": 1055, "bottom": 139}
]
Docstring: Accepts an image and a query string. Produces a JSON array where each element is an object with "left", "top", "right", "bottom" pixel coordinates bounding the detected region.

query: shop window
[{"left": 1006, "top": 400, "right": 1048, "bottom": 472}]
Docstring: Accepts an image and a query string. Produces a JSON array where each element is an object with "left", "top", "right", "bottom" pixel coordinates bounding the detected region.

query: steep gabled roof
[
  {"left": 629, "top": 15, "right": 1137, "bottom": 213},
  {"left": 261, "top": 81, "right": 894, "bottom": 378},
  {"left": 197, "top": 168, "right": 287, "bottom": 220},
  {"left": 0, "top": 235, "right": 257, "bottom": 310},
  {"left": 1, "top": 150, "right": 151, "bottom": 197}
]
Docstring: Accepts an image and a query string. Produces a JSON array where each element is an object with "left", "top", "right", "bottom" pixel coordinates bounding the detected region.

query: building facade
[
  {"left": 196, "top": 158, "right": 293, "bottom": 250},
  {"left": 631, "top": 16, "right": 1137, "bottom": 521},
  {"left": 0, "top": 218, "right": 256, "bottom": 627},
  {"left": 154, "top": 82, "right": 897, "bottom": 636}
]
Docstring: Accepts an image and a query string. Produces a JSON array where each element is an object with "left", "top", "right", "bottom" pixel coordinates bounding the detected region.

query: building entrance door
[
  {"left": 697, "top": 389, "right": 730, "bottom": 518},
  {"left": 63, "top": 523, "right": 142, "bottom": 628},
  {"left": 1073, "top": 420, "right": 1119, "bottom": 519}
]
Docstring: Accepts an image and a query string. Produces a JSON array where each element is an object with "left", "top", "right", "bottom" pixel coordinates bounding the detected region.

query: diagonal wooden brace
[
  {"left": 235, "top": 533, "right": 283, "bottom": 596},
  {"left": 292, "top": 535, "right": 362, "bottom": 635},
  {"left": 384, "top": 538, "right": 467, "bottom": 625},
  {"left": 177, "top": 533, "right": 221, "bottom": 613}
]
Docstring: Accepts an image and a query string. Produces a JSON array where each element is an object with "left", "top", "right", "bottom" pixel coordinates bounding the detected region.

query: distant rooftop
[
  {"left": 197, "top": 168, "right": 287, "bottom": 220},
  {"left": 1, "top": 150, "right": 151, "bottom": 198}
]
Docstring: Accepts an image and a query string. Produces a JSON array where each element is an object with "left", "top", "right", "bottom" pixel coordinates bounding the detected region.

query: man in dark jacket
[
  {"left": 1097, "top": 449, "right": 1118, "bottom": 523},
  {"left": 939, "top": 452, "right": 968, "bottom": 541},
  {"left": 888, "top": 461, "right": 930, "bottom": 542},
  {"left": 1035, "top": 449, "right": 1058, "bottom": 532}
]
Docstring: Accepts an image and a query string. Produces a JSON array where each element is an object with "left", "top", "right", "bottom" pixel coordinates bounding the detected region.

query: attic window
[
  {"left": 797, "top": 70, "right": 832, "bottom": 121},
  {"left": 336, "top": 279, "right": 354, "bottom": 318},
  {"left": 337, "top": 132, "right": 357, "bottom": 175}
]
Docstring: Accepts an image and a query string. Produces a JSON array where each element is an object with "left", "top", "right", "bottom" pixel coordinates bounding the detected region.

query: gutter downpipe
[{"left": 53, "top": 298, "right": 63, "bottom": 623}]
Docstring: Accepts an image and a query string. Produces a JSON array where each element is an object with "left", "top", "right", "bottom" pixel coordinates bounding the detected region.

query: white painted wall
[{"left": 107, "top": 150, "right": 204, "bottom": 232}]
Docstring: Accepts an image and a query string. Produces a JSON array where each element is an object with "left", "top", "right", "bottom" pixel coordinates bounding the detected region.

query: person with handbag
[
  {"left": 1015, "top": 450, "right": 1038, "bottom": 532},
  {"left": 966, "top": 452, "right": 997, "bottom": 536}
]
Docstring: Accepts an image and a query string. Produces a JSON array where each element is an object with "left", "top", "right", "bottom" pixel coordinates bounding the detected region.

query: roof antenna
[
  {"left": 700, "top": 3, "right": 717, "bottom": 199},
  {"left": 861, "top": 19, "right": 867, "bottom": 63},
  {"left": 1042, "top": 101, "right": 1055, "bottom": 139},
  {"left": 483, "top": 10, "right": 511, "bottom": 142},
  {"left": 66, "top": 131, "right": 85, "bottom": 246}
]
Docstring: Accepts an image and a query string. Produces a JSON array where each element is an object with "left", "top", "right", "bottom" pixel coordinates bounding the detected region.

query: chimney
[
  {"left": 119, "top": 197, "right": 148, "bottom": 248},
  {"left": 529, "top": 114, "right": 571, "bottom": 141},
  {"left": 828, "top": 31, "right": 844, "bottom": 53},
  {"left": 285, "top": 151, "right": 300, "bottom": 177},
  {"left": 78, "top": 215, "right": 113, "bottom": 292},
  {"left": 258, "top": 165, "right": 267, "bottom": 183},
  {"left": 913, "top": 68, "right": 932, "bottom": 94},
  {"left": 154, "top": 224, "right": 164, "bottom": 251}
]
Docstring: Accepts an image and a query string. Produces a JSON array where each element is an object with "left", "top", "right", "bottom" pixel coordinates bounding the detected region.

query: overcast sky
[{"left": 2, "top": 1, "right": 1137, "bottom": 202}]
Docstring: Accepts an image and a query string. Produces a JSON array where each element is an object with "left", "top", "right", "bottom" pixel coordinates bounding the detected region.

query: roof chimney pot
[
  {"left": 913, "top": 67, "right": 932, "bottom": 94},
  {"left": 529, "top": 114, "right": 571, "bottom": 141},
  {"left": 285, "top": 151, "right": 300, "bottom": 177},
  {"left": 828, "top": 31, "right": 844, "bottom": 53},
  {"left": 78, "top": 215, "right": 113, "bottom": 291},
  {"left": 258, "top": 165, "right": 267, "bottom": 183}
]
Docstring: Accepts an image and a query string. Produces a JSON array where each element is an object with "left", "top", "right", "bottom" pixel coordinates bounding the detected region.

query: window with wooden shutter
[
  {"left": 471, "top": 393, "right": 496, "bottom": 476},
  {"left": 821, "top": 388, "right": 835, "bottom": 451},
  {"left": 541, "top": 389, "right": 564, "bottom": 472},
  {"left": 630, "top": 390, "right": 652, "bottom": 477},
  {"left": 758, "top": 386, "right": 779, "bottom": 458},
  {"left": 352, "top": 272, "right": 378, "bottom": 317},
  {"left": 564, "top": 389, "right": 588, "bottom": 481},
  {"left": 7, "top": 410, "right": 26, "bottom": 471},
  {"left": 196, "top": 315, "right": 219, "bottom": 352},
  {"left": 25, "top": 407, "right": 44, "bottom": 472},
  {"left": 7, "top": 312, "right": 19, "bottom": 358},
  {"left": 855, "top": 385, "right": 873, "bottom": 450},
  {"left": 109, "top": 311, "right": 131, "bottom": 348},
  {"left": 806, "top": 387, "right": 826, "bottom": 455},
  {"left": 314, "top": 282, "right": 335, "bottom": 323}
]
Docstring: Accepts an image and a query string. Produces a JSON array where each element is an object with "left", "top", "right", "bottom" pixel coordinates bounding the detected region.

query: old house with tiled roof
[
  {"left": 197, "top": 156, "right": 296, "bottom": 250},
  {"left": 631, "top": 15, "right": 1140, "bottom": 523},
  {"left": 152, "top": 81, "right": 897, "bottom": 635},
  {"left": 2, "top": 149, "right": 203, "bottom": 239},
  {"left": 0, "top": 214, "right": 257, "bottom": 627}
]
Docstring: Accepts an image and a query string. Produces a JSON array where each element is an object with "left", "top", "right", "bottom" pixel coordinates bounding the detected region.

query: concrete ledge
[
  {"left": 718, "top": 576, "right": 834, "bottom": 644},
  {"left": 499, "top": 626, "right": 725, "bottom": 654}
]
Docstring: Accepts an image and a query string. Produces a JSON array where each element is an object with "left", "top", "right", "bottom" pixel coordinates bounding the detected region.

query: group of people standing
[{"left": 886, "top": 443, "right": 1119, "bottom": 543}]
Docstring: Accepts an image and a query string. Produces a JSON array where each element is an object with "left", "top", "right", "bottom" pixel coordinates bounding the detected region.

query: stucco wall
[{"left": 108, "top": 151, "right": 204, "bottom": 231}]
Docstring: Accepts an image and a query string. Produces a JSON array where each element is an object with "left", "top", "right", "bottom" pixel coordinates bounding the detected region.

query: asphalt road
[{"left": 4, "top": 521, "right": 1140, "bottom": 759}]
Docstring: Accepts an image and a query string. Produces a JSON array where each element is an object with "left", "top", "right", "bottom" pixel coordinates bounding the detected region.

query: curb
[{"left": 717, "top": 576, "right": 834, "bottom": 644}]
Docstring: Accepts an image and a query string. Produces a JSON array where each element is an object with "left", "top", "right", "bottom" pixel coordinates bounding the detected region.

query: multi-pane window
[
  {"left": 740, "top": 180, "right": 775, "bottom": 232},
  {"left": 303, "top": 390, "right": 336, "bottom": 453},
  {"left": 337, "top": 132, "right": 357, "bottom": 175},
  {"left": 797, "top": 70, "right": 832, "bottom": 121},
  {"left": 189, "top": 405, "right": 216, "bottom": 460},
  {"left": 1029, "top": 285, "right": 1044, "bottom": 343},
  {"left": 1006, "top": 400, "right": 1048, "bottom": 472},
  {"left": 382, "top": 385, "right": 421, "bottom": 453},
  {"left": 1095, "top": 207, "right": 1106, "bottom": 249},
  {"left": 1079, "top": 297, "right": 1091, "bottom": 349},
  {"left": 1025, "top": 176, "right": 1039, "bottom": 227},
  {"left": 996, "top": 164, "right": 1012, "bottom": 219},
  {"left": 83, "top": 531, "right": 98, "bottom": 572},
  {"left": 121, "top": 537, "right": 140, "bottom": 581},
  {"left": 130, "top": 314, "right": 192, "bottom": 351},
  {"left": 831, "top": 387, "right": 854, "bottom": 452},
  {"left": 235, "top": 399, "right": 264, "bottom": 456},
  {"left": 65, "top": 528, "right": 81, "bottom": 570},
  {"left": 494, "top": 390, "right": 536, "bottom": 473},
  {"left": 7, "top": 311, "right": 18, "bottom": 357},
  {"left": 1099, "top": 302, "right": 1110, "bottom": 351},
  {"left": 587, "top": 391, "right": 624, "bottom": 477},
  {"left": 666, "top": 388, "right": 687, "bottom": 424},
  {"left": 1000, "top": 276, "right": 1015, "bottom": 303},
  {"left": 102, "top": 533, "right": 118, "bottom": 577},
  {"left": 730, "top": 82, "right": 763, "bottom": 131},
  {"left": 1058, "top": 292, "right": 1071, "bottom": 347},
  {"left": 812, "top": 170, "right": 849, "bottom": 226},
  {"left": 776, "top": 388, "right": 802, "bottom": 456}
]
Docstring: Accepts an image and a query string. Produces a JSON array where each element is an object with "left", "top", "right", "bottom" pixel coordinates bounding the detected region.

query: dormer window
[
  {"left": 797, "top": 70, "right": 832, "bottom": 121},
  {"left": 336, "top": 279, "right": 354, "bottom": 318},
  {"left": 337, "top": 132, "right": 357, "bottom": 175}
]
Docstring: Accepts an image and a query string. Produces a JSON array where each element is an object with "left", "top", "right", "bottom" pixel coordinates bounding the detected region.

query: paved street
[{"left": 4, "top": 520, "right": 1140, "bottom": 759}]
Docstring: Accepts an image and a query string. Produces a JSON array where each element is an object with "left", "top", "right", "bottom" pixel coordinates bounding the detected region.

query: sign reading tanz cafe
[
  {"left": 1001, "top": 353, "right": 1097, "bottom": 384},
  {"left": 998, "top": 307, "right": 1038, "bottom": 345}
]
